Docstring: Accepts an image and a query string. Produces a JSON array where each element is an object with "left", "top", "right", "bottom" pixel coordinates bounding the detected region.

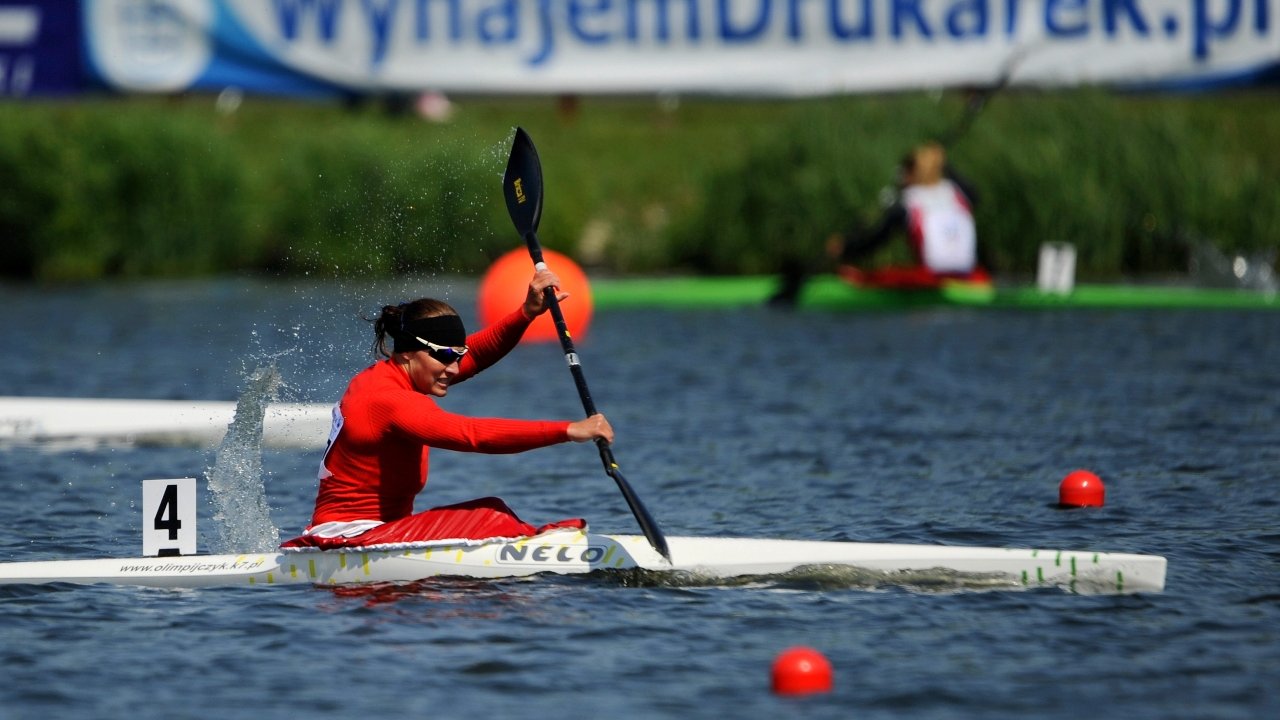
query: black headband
[{"left": 391, "top": 314, "right": 467, "bottom": 353}]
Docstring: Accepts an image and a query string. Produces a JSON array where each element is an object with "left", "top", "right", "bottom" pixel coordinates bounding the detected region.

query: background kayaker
[
  {"left": 824, "top": 141, "right": 991, "bottom": 288},
  {"left": 288, "top": 268, "right": 613, "bottom": 547}
]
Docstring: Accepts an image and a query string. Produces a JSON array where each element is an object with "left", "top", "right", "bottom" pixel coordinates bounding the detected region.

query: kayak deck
[{"left": 0, "top": 529, "right": 1166, "bottom": 594}]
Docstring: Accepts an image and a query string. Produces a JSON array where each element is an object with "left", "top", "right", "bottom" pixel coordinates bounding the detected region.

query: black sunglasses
[{"left": 416, "top": 337, "right": 469, "bottom": 365}]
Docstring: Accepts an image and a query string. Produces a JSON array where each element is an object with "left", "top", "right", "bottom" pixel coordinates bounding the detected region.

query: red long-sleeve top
[{"left": 309, "top": 309, "right": 571, "bottom": 526}]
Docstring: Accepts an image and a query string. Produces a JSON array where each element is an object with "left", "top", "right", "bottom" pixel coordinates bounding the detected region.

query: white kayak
[
  {"left": 0, "top": 528, "right": 1167, "bottom": 594},
  {"left": 0, "top": 396, "right": 331, "bottom": 449}
]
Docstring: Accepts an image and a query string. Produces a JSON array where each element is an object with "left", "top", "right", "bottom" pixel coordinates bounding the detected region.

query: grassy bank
[{"left": 1, "top": 90, "right": 1276, "bottom": 281}]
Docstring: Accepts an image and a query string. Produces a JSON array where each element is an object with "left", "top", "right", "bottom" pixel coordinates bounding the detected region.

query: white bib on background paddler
[{"left": 904, "top": 181, "right": 977, "bottom": 274}]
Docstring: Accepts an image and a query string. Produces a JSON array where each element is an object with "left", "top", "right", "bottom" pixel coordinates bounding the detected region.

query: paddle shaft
[
  {"left": 941, "top": 44, "right": 1037, "bottom": 149},
  {"left": 523, "top": 233, "right": 670, "bottom": 560},
  {"left": 526, "top": 243, "right": 600, "bottom": 419},
  {"left": 503, "top": 126, "right": 670, "bottom": 562}
]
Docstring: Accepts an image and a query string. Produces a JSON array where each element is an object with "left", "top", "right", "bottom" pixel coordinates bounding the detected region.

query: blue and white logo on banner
[{"left": 87, "top": 0, "right": 213, "bottom": 92}]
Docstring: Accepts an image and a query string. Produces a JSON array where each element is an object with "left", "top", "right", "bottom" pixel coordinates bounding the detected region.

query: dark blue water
[{"left": 1, "top": 278, "right": 1277, "bottom": 719}]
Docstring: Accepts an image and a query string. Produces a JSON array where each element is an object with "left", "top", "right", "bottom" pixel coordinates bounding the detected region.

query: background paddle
[
  {"left": 502, "top": 127, "right": 671, "bottom": 562},
  {"left": 938, "top": 44, "right": 1037, "bottom": 150}
]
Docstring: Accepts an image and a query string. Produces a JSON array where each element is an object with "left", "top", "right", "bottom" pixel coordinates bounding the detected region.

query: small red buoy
[
  {"left": 771, "top": 646, "right": 833, "bottom": 695},
  {"left": 477, "top": 248, "right": 593, "bottom": 344},
  {"left": 1059, "top": 469, "right": 1105, "bottom": 507}
]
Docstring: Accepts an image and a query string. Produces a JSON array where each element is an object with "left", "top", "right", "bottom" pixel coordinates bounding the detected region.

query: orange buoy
[
  {"left": 477, "top": 248, "right": 592, "bottom": 344},
  {"left": 1059, "top": 469, "right": 1106, "bottom": 507},
  {"left": 771, "top": 646, "right": 833, "bottom": 695}
]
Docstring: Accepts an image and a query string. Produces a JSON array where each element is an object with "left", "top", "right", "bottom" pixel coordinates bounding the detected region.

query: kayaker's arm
[
  {"left": 829, "top": 202, "right": 907, "bottom": 264},
  {"left": 455, "top": 268, "right": 565, "bottom": 384}
]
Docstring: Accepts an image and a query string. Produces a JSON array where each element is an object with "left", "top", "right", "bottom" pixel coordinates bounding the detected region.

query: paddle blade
[
  {"left": 607, "top": 464, "right": 671, "bottom": 562},
  {"left": 503, "top": 127, "right": 544, "bottom": 237}
]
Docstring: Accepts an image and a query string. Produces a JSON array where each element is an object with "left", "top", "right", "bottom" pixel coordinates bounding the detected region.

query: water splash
[{"left": 205, "top": 365, "right": 282, "bottom": 553}]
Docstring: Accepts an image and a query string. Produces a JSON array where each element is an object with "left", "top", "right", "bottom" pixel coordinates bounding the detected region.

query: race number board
[{"left": 142, "top": 478, "right": 197, "bottom": 557}]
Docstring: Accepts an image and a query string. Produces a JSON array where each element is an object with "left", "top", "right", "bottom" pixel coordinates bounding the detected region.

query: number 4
[
  {"left": 153, "top": 483, "right": 182, "bottom": 540},
  {"left": 142, "top": 478, "right": 197, "bottom": 557}
]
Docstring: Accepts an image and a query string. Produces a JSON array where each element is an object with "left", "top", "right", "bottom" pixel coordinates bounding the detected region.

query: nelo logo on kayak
[{"left": 496, "top": 543, "right": 608, "bottom": 565}]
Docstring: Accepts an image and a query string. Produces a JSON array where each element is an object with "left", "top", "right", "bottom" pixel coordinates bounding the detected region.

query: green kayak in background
[{"left": 588, "top": 275, "right": 1279, "bottom": 311}]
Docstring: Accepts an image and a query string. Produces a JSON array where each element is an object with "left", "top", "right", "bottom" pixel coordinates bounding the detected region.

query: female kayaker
[{"left": 285, "top": 268, "right": 611, "bottom": 548}]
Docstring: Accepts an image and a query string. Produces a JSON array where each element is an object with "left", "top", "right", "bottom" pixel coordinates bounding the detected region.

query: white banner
[{"left": 85, "top": 0, "right": 1280, "bottom": 96}]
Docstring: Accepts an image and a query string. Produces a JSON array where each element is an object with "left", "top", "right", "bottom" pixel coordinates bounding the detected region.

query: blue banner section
[
  {"left": 0, "top": 0, "right": 82, "bottom": 96},
  {"left": 12, "top": 1, "right": 1280, "bottom": 98}
]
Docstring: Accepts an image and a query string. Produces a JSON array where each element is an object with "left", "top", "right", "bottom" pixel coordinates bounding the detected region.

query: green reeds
[{"left": 1, "top": 90, "right": 1275, "bottom": 281}]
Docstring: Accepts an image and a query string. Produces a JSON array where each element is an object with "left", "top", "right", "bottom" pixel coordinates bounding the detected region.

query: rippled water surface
[{"left": 1, "top": 278, "right": 1277, "bottom": 719}]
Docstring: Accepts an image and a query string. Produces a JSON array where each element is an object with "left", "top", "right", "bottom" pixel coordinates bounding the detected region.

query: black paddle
[
  {"left": 502, "top": 127, "right": 671, "bottom": 563},
  {"left": 939, "top": 44, "right": 1035, "bottom": 149}
]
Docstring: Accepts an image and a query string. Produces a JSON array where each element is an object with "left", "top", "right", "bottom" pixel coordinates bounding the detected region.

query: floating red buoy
[
  {"left": 1059, "top": 469, "right": 1106, "bottom": 507},
  {"left": 477, "top": 248, "right": 593, "bottom": 344},
  {"left": 771, "top": 646, "right": 833, "bottom": 695}
]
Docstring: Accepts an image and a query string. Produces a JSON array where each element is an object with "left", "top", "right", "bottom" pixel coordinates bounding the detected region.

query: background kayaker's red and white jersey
[{"left": 903, "top": 180, "right": 977, "bottom": 274}]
